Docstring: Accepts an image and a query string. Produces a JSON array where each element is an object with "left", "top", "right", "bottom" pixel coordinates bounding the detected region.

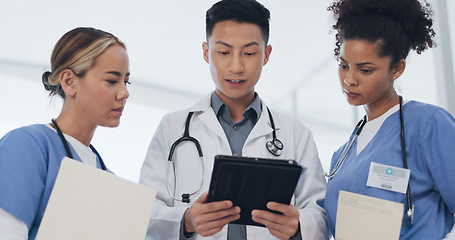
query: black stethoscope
[
  {"left": 324, "top": 96, "right": 414, "bottom": 224},
  {"left": 166, "top": 107, "right": 283, "bottom": 203},
  {"left": 51, "top": 119, "right": 107, "bottom": 171}
]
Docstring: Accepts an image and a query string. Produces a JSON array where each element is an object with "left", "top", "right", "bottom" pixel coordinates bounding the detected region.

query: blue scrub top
[
  {"left": 325, "top": 101, "right": 455, "bottom": 239},
  {"left": 0, "top": 124, "right": 105, "bottom": 239}
]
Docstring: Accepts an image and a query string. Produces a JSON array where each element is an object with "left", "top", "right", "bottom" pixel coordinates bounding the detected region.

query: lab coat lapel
[
  {"left": 198, "top": 110, "right": 230, "bottom": 146},
  {"left": 190, "top": 93, "right": 230, "bottom": 147},
  {"left": 246, "top": 100, "right": 277, "bottom": 143}
]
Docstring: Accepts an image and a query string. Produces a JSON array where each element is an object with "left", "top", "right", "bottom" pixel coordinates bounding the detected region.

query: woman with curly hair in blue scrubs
[
  {"left": 0, "top": 27, "right": 130, "bottom": 239},
  {"left": 324, "top": 0, "right": 455, "bottom": 239}
]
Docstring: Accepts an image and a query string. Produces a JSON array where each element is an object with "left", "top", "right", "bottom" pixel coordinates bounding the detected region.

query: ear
[
  {"left": 263, "top": 44, "right": 272, "bottom": 66},
  {"left": 202, "top": 42, "right": 209, "bottom": 64},
  {"left": 392, "top": 59, "right": 406, "bottom": 81},
  {"left": 60, "top": 69, "right": 77, "bottom": 97}
]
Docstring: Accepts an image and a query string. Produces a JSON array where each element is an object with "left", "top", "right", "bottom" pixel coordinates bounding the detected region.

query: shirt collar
[{"left": 211, "top": 92, "right": 262, "bottom": 119}]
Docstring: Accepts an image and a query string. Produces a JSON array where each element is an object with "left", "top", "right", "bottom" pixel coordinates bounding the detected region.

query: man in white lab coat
[{"left": 139, "top": 0, "right": 328, "bottom": 239}]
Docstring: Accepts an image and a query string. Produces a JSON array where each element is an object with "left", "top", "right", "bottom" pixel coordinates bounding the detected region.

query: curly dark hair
[{"left": 327, "top": 0, "right": 436, "bottom": 68}]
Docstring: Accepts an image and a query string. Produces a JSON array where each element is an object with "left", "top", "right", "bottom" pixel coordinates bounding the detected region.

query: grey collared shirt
[
  {"left": 211, "top": 92, "right": 261, "bottom": 240},
  {"left": 180, "top": 92, "right": 261, "bottom": 239},
  {"left": 211, "top": 92, "right": 261, "bottom": 156}
]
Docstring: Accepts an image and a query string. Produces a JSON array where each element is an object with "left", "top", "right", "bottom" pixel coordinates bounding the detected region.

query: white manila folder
[
  {"left": 335, "top": 190, "right": 403, "bottom": 240},
  {"left": 36, "top": 157, "right": 157, "bottom": 240}
]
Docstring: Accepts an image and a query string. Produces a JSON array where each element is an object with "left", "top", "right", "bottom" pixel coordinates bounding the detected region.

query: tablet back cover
[{"left": 207, "top": 155, "right": 302, "bottom": 227}]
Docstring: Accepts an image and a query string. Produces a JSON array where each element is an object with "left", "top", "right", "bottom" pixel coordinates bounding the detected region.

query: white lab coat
[{"left": 140, "top": 93, "right": 328, "bottom": 240}]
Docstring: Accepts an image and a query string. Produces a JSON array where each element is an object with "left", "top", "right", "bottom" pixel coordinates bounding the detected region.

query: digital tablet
[{"left": 207, "top": 155, "right": 303, "bottom": 227}]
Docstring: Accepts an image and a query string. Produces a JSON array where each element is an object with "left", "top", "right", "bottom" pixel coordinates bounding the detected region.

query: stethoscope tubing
[
  {"left": 324, "top": 115, "right": 366, "bottom": 179},
  {"left": 166, "top": 107, "right": 283, "bottom": 203},
  {"left": 399, "top": 96, "right": 414, "bottom": 224},
  {"left": 325, "top": 96, "right": 413, "bottom": 224},
  {"left": 52, "top": 119, "right": 74, "bottom": 159},
  {"left": 166, "top": 112, "right": 205, "bottom": 203},
  {"left": 51, "top": 119, "right": 107, "bottom": 171},
  {"left": 166, "top": 156, "right": 205, "bottom": 203}
]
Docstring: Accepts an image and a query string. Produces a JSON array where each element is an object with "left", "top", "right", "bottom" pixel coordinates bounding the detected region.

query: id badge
[{"left": 366, "top": 162, "right": 410, "bottom": 194}]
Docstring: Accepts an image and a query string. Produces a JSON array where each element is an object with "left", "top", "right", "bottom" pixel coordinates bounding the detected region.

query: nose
[
  {"left": 229, "top": 53, "right": 244, "bottom": 74},
  {"left": 116, "top": 83, "right": 129, "bottom": 103},
  {"left": 343, "top": 70, "right": 357, "bottom": 87}
]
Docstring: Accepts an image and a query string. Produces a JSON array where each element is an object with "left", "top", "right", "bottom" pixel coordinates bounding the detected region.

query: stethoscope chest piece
[
  {"left": 267, "top": 138, "right": 283, "bottom": 156},
  {"left": 266, "top": 107, "right": 283, "bottom": 156}
]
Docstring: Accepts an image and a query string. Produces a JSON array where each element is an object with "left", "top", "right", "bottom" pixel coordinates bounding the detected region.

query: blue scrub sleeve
[
  {"left": 421, "top": 109, "right": 455, "bottom": 212},
  {"left": 0, "top": 128, "right": 48, "bottom": 229}
]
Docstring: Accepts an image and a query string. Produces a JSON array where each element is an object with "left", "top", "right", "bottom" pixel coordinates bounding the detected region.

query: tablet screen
[{"left": 207, "top": 155, "right": 302, "bottom": 227}]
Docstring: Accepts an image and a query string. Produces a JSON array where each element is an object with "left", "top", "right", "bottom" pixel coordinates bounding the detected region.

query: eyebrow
[
  {"left": 215, "top": 41, "right": 260, "bottom": 48},
  {"left": 340, "top": 57, "right": 375, "bottom": 66},
  {"left": 105, "top": 71, "right": 130, "bottom": 77}
]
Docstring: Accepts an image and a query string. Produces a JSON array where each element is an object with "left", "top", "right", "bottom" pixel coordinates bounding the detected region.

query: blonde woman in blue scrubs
[{"left": 0, "top": 27, "right": 130, "bottom": 239}]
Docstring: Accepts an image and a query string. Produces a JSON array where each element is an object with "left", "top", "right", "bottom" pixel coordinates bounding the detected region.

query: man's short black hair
[{"left": 206, "top": 0, "right": 270, "bottom": 44}]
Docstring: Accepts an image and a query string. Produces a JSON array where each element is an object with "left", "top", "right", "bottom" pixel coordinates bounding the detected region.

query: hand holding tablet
[{"left": 207, "top": 155, "right": 303, "bottom": 227}]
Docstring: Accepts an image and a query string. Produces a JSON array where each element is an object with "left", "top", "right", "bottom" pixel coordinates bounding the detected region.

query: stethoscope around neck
[
  {"left": 166, "top": 107, "right": 283, "bottom": 203},
  {"left": 324, "top": 96, "right": 414, "bottom": 224},
  {"left": 51, "top": 119, "right": 107, "bottom": 171}
]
